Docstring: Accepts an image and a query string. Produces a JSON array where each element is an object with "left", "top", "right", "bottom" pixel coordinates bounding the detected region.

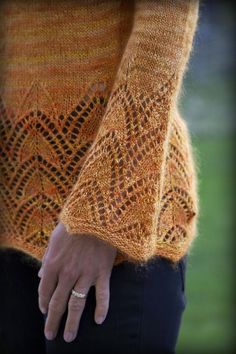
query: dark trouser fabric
[
  {"left": 0, "top": 247, "right": 187, "bottom": 354},
  {"left": 0, "top": 247, "right": 46, "bottom": 354}
]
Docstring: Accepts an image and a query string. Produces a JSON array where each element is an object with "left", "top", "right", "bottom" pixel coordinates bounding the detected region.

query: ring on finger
[{"left": 71, "top": 289, "right": 87, "bottom": 299}]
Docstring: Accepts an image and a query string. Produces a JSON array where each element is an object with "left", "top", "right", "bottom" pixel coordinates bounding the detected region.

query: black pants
[{"left": 0, "top": 247, "right": 187, "bottom": 354}]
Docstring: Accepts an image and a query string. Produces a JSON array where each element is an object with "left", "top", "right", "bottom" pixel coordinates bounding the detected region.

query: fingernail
[
  {"left": 64, "top": 331, "right": 75, "bottom": 342},
  {"left": 45, "top": 331, "right": 54, "bottom": 340},
  {"left": 40, "top": 307, "right": 47, "bottom": 314},
  {"left": 96, "top": 316, "right": 104, "bottom": 324}
]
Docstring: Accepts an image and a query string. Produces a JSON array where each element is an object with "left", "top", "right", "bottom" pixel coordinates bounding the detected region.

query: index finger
[{"left": 38, "top": 264, "right": 58, "bottom": 314}]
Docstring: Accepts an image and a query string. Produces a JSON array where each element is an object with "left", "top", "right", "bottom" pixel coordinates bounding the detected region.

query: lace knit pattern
[
  {"left": 0, "top": 82, "right": 112, "bottom": 259},
  {"left": 0, "top": 0, "right": 199, "bottom": 266},
  {"left": 59, "top": 77, "right": 199, "bottom": 265}
]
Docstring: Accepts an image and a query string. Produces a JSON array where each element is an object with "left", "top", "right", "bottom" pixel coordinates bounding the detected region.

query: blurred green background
[{"left": 176, "top": 1, "right": 235, "bottom": 353}]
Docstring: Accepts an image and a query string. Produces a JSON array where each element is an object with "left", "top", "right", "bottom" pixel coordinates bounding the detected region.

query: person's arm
[{"left": 58, "top": 0, "right": 200, "bottom": 265}]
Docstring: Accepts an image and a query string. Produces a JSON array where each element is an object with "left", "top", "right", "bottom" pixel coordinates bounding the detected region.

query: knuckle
[
  {"left": 97, "top": 288, "right": 109, "bottom": 300},
  {"left": 68, "top": 297, "right": 85, "bottom": 311},
  {"left": 49, "top": 297, "right": 63, "bottom": 313},
  {"left": 38, "top": 283, "right": 46, "bottom": 297},
  {"left": 38, "top": 287, "right": 47, "bottom": 300},
  {"left": 39, "top": 291, "right": 48, "bottom": 303},
  {"left": 99, "top": 267, "right": 111, "bottom": 278},
  {"left": 44, "top": 259, "right": 57, "bottom": 272}
]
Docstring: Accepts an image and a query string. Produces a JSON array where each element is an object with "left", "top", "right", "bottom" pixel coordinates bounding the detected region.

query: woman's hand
[{"left": 37, "top": 222, "right": 117, "bottom": 343}]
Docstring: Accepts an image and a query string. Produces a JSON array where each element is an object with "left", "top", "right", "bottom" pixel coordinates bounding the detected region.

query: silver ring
[{"left": 71, "top": 289, "right": 87, "bottom": 299}]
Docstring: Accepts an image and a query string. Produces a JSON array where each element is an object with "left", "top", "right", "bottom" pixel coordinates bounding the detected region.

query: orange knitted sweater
[{"left": 0, "top": 0, "right": 199, "bottom": 266}]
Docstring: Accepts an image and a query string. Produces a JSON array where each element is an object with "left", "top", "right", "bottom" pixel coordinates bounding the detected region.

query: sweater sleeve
[{"left": 58, "top": 0, "right": 199, "bottom": 265}]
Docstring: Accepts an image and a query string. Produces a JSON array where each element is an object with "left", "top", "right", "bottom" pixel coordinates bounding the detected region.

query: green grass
[{"left": 176, "top": 136, "right": 235, "bottom": 353}]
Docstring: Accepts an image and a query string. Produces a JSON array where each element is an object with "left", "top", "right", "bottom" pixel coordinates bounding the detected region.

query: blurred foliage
[
  {"left": 176, "top": 137, "right": 235, "bottom": 353},
  {"left": 179, "top": 0, "right": 235, "bottom": 137},
  {"left": 175, "top": 1, "right": 235, "bottom": 353}
]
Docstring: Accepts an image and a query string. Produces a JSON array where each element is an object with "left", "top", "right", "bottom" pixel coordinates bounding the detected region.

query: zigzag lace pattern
[
  {"left": 0, "top": 81, "right": 109, "bottom": 254},
  {"left": 59, "top": 77, "right": 198, "bottom": 261},
  {"left": 0, "top": 79, "right": 197, "bottom": 261}
]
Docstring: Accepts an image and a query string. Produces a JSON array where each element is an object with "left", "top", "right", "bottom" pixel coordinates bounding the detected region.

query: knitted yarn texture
[{"left": 0, "top": 0, "right": 200, "bottom": 266}]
